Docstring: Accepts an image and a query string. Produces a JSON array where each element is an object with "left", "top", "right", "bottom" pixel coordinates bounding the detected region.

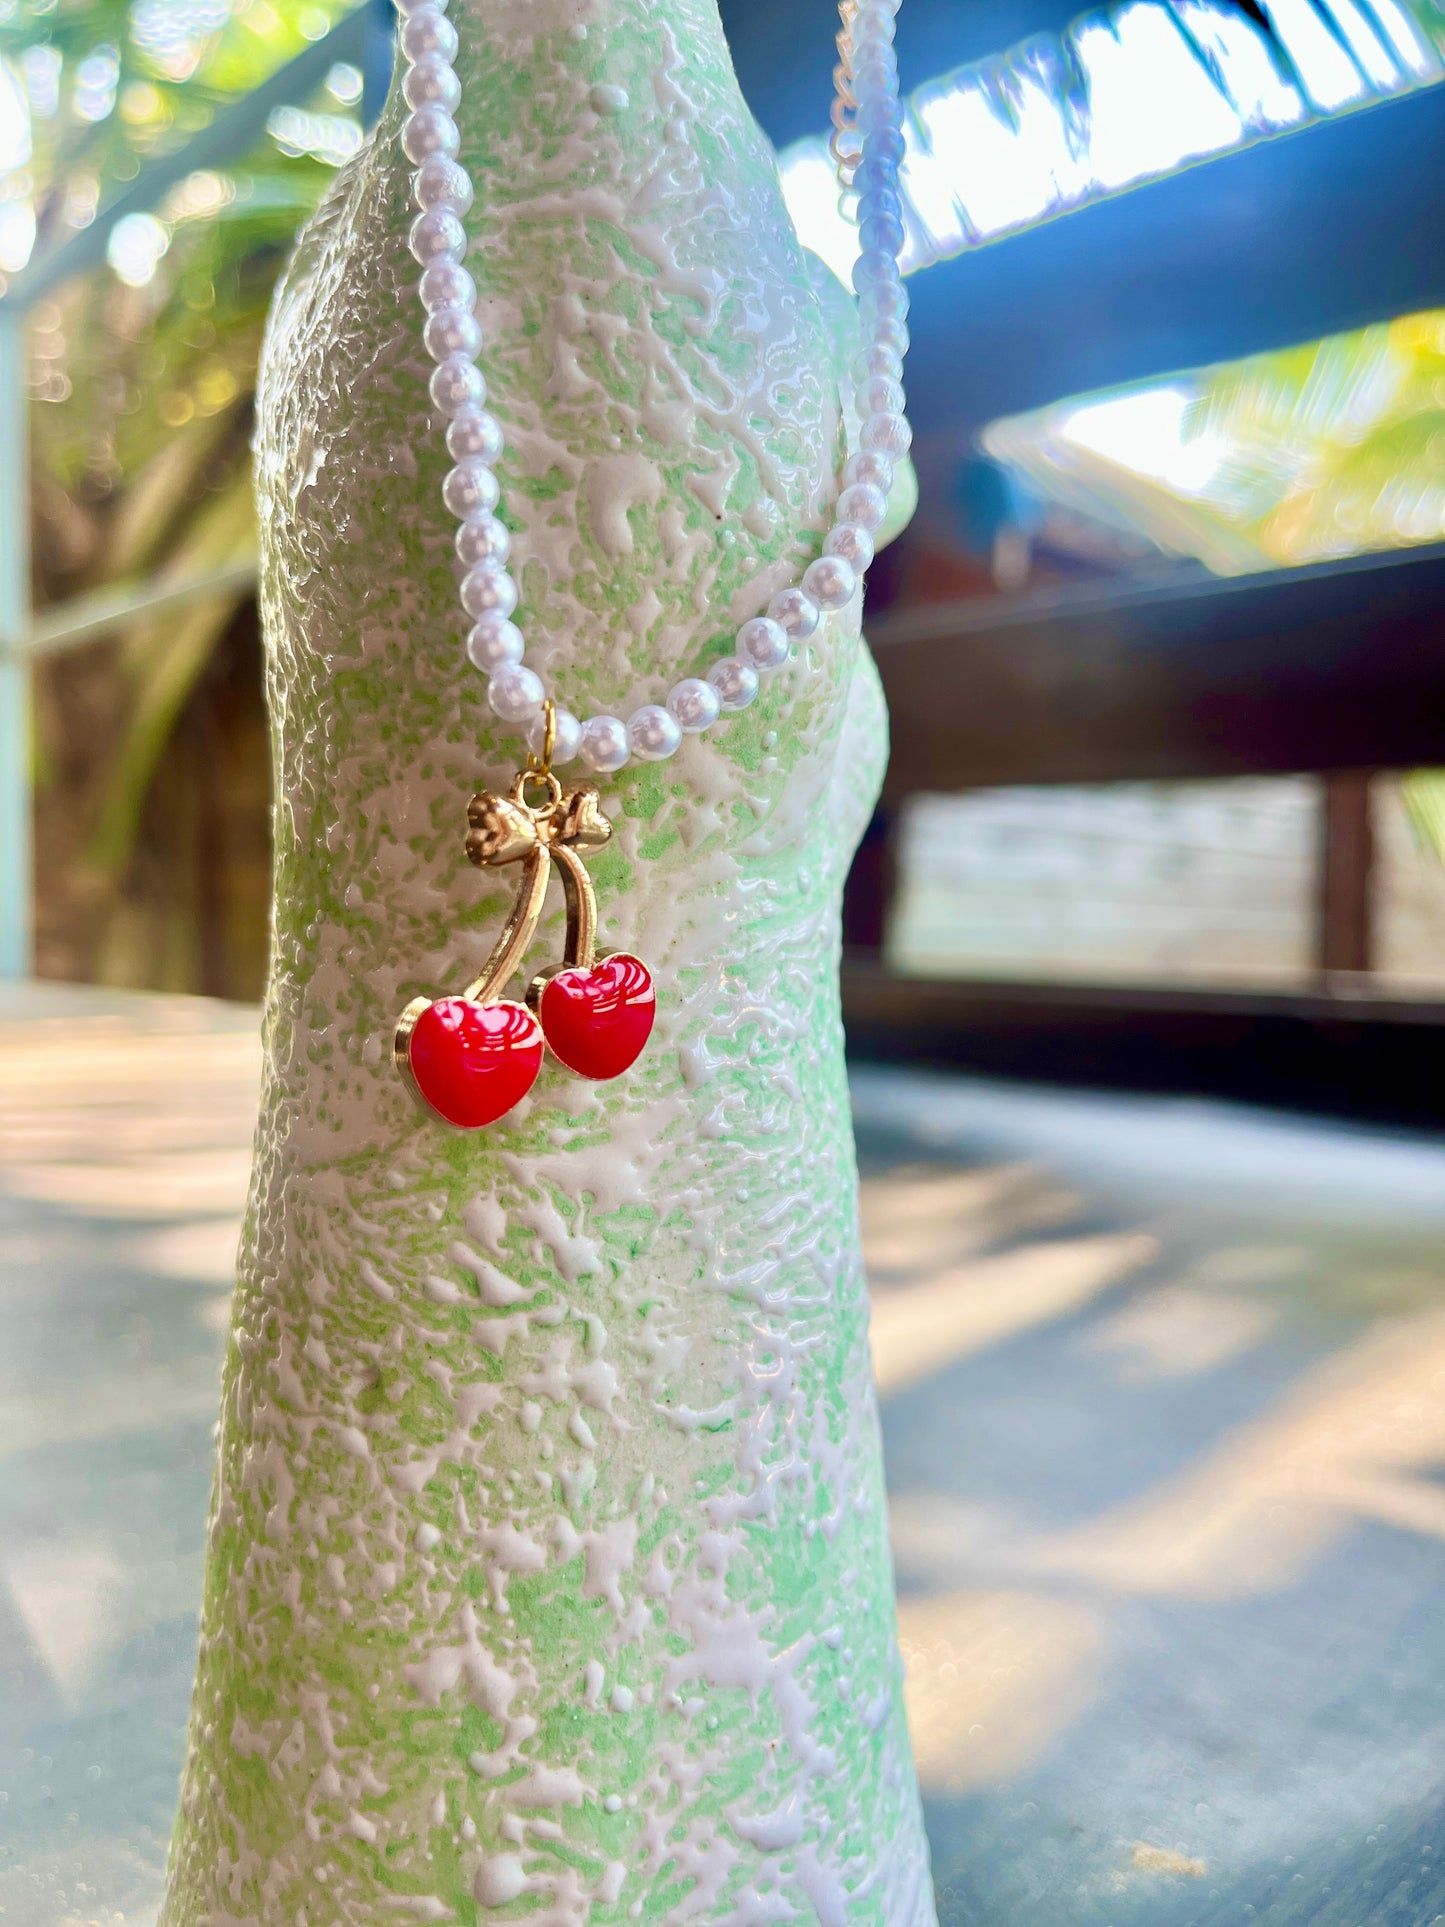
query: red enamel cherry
[
  {"left": 538, "top": 953, "right": 656, "bottom": 1081},
  {"left": 406, "top": 997, "right": 544, "bottom": 1128}
]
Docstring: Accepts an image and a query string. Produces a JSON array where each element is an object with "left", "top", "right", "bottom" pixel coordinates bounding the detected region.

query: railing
[{"left": 0, "top": 0, "right": 395, "bottom": 977}]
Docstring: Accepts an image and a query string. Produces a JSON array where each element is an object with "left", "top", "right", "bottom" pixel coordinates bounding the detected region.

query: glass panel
[
  {"left": 889, "top": 778, "right": 1318, "bottom": 989},
  {"left": 1374, "top": 775, "right": 1445, "bottom": 992}
]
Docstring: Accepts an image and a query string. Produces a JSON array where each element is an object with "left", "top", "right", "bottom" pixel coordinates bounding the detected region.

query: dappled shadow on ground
[
  {"left": 854, "top": 1070, "right": 1445, "bottom": 1926},
  {"left": 3, "top": 993, "right": 1444, "bottom": 1925},
  {"left": 0, "top": 991, "right": 257, "bottom": 1925}
]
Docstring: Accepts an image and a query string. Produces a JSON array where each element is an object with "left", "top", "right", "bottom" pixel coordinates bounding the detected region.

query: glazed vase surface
[{"left": 160, "top": 1, "right": 935, "bottom": 1920}]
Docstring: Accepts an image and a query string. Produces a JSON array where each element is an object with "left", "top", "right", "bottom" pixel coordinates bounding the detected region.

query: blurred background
[
  {"left": 3, "top": 0, "right": 1445, "bottom": 1117},
  {"left": 2, "top": 1, "right": 1445, "bottom": 1923}
]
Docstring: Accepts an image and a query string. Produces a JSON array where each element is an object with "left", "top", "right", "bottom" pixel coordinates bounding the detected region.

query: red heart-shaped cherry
[
  {"left": 538, "top": 953, "right": 655, "bottom": 1081},
  {"left": 406, "top": 997, "right": 544, "bottom": 1128}
]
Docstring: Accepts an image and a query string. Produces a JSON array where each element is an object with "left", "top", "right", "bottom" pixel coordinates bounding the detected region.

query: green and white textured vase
[{"left": 161, "top": 1, "right": 935, "bottom": 1919}]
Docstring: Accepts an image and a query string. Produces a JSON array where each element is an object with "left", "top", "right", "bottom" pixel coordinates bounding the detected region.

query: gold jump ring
[{"left": 526, "top": 698, "right": 558, "bottom": 780}]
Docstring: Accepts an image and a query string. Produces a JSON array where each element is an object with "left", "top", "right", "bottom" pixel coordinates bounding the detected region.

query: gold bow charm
[{"left": 394, "top": 715, "right": 656, "bottom": 1129}]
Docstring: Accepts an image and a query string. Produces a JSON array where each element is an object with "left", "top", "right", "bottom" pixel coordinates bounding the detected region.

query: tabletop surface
[{"left": 2, "top": 982, "right": 1444, "bottom": 1926}]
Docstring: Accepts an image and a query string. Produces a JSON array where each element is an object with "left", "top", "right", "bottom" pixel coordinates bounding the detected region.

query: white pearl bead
[
  {"left": 837, "top": 481, "right": 888, "bottom": 531},
  {"left": 855, "top": 193, "right": 901, "bottom": 238},
  {"left": 859, "top": 212, "right": 905, "bottom": 257},
  {"left": 857, "top": 375, "right": 905, "bottom": 418},
  {"left": 853, "top": 50, "right": 899, "bottom": 89},
  {"left": 419, "top": 260, "right": 475, "bottom": 313},
  {"left": 854, "top": 19, "right": 898, "bottom": 49},
  {"left": 861, "top": 410, "right": 913, "bottom": 458},
  {"left": 856, "top": 97, "right": 904, "bottom": 142},
  {"left": 856, "top": 267, "right": 905, "bottom": 317},
  {"left": 580, "top": 715, "right": 630, "bottom": 773},
  {"left": 853, "top": 169, "right": 900, "bottom": 211},
  {"left": 853, "top": 14, "right": 894, "bottom": 43},
  {"left": 859, "top": 277, "right": 909, "bottom": 326},
  {"left": 737, "top": 615, "right": 790, "bottom": 671},
  {"left": 855, "top": 107, "right": 901, "bottom": 148},
  {"left": 401, "top": 10, "right": 458, "bottom": 61},
  {"left": 854, "top": 29, "right": 896, "bottom": 59},
  {"left": 488, "top": 665, "right": 544, "bottom": 723},
  {"left": 429, "top": 354, "right": 485, "bottom": 415},
  {"left": 768, "top": 587, "right": 821, "bottom": 639},
  {"left": 628, "top": 705, "right": 682, "bottom": 762},
  {"left": 408, "top": 207, "right": 466, "bottom": 267},
  {"left": 852, "top": 25, "right": 895, "bottom": 50},
  {"left": 861, "top": 126, "right": 906, "bottom": 170},
  {"left": 855, "top": 90, "right": 901, "bottom": 134},
  {"left": 855, "top": 91, "right": 901, "bottom": 132},
  {"left": 527, "top": 706, "right": 582, "bottom": 766},
  {"left": 855, "top": 179, "right": 888, "bottom": 211},
  {"left": 446, "top": 410, "right": 504, "bottom": 464},
  {"left": 854, "top": 1, "right": 898, "bottom": 30},
  {"left": 859, "top": 125, "right": 905, "bottom": 176},
  {"left": 413, "top": 155, "right": 473, "bottom": 214},
  {"left": 873, "top": 315, "right": 910, "bottom": 358},
  {"left": 466, "top": 614, "right": 524, "bottom": 672},
  {"left": 443, "top": 459, "right": 499, "bottom": 518},
  {"left": 455, "top": 512, "right": 511, "bottom": 566},
  {"left": 403, "top": 55, "right": 461, "bottom": 114},
  {"left": 844, "top": 449, "right": 894, "bottom": 494},
  {"left": 857, "top": 179, "right": 903, "bottom": 219},
  {"left": 851, "top": 344, "right": 903, "bottom": 385},
  {"left": 461, "top": 561, "right": 518, "bottom": 619},
  {"left": 824, "top": 521, "right": 875, "bottom": 572},
  {"left": 423, "top": 306, "right": 483, "bottom": 362},
  {"left": 853, "top": 151, "right": 896, "bottom": 191},
  {"left": 666, "top": 676, "right": 721, "bottom": 733},
  {"left": 707, "top": 657, "right": 759, "bottom": 712},
  {"left": 855, "top": 31, "right": 900, "bottom": 64},
  {"left": 401, "top": 105, "right": 460, "bottom": 163},
  {"left": 399, "top": 0, "right": 914, "bottom": 762},
  {"left": 851, "top": 249, "right": 897, "bottom": 296},
  {"left": 803, "top": 555, "right": 857, "bottom": 611}
]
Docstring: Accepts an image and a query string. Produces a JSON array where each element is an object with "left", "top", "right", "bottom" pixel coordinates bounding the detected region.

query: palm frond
[{"left": 1402, "top": 773, "right": 1445, "bottom": 867}]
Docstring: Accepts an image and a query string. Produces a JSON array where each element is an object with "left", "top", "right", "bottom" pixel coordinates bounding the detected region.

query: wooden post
[{"left": 1318, "top": 770, "right": 1375, "bottom": 978}]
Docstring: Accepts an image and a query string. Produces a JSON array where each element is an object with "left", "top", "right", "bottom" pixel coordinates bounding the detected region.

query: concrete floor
[{"left": 2, "top": 986, "right": 1444, "bottom": 1925}]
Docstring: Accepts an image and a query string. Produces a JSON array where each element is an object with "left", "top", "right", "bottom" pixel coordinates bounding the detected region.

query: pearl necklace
[
  {"left": 395, "top": 0, "right": 912, "bottom": 775},
  {"left": 391, "top": 0, "right": 912, "bottom": 1130}
]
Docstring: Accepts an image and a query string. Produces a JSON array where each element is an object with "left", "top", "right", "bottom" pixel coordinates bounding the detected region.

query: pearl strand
[{"left": 397, "top": 0, "right": 911, "bottom": 774}]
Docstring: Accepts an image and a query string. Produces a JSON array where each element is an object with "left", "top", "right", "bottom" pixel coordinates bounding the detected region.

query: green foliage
[
  {"left": 5, "top": 0, "right": 371, "bottom": 979},
  {"left": 989, "top": 309, "right": 1445, "bottom": 869},
  {"left": 1403, "top": 771, "right": 1445, "bottom": 866},
  {"left": 991, "top": 309, "right": 1445, "bottom": 582},
  {"left": 1189, "top": 311, "right": 1445, "bottom": 570},
  {"left": 1193, "top": 317, "right": 1445, "bottom": 870}
]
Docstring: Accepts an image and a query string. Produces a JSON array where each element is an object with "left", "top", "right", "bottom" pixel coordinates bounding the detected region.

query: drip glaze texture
[{"left": 160, "top": 1, "right": 935, "bottom": 1921}]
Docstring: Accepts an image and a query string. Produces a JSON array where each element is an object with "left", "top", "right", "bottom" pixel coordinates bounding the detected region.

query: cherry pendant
[
  {"left": 406, "top": 997, "right": 544, "bottom": 1129},
  {"left": 537, "top": 953, "right": 656, "bottom": 1081}
]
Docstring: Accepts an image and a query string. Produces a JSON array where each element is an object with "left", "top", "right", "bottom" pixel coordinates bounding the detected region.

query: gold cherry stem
[
  {"left": 551, "top": 843, "right": 598, "bottom": 971},
  {"left": 463, "top": 842, "right": 553, "bottom": 1003}
]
